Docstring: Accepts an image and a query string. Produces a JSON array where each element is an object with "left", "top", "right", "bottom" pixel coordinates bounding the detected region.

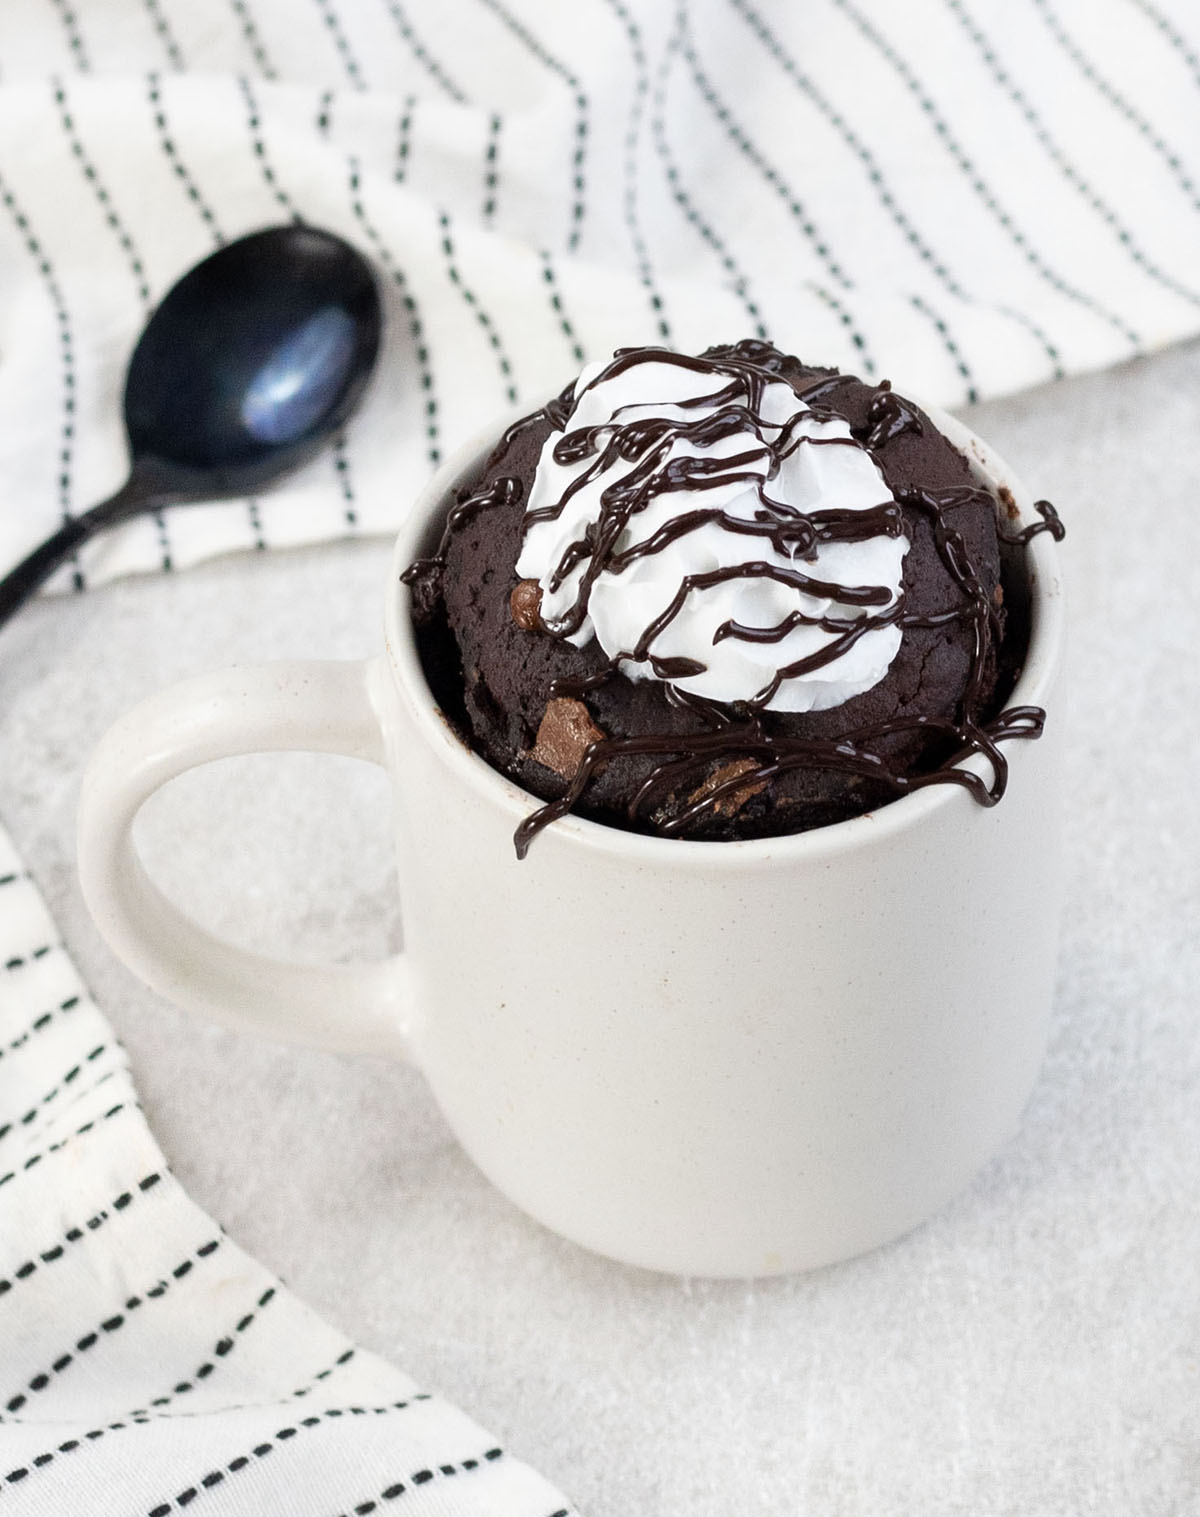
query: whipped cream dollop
[{"left": 515, "top": 348, "right": 910, "bottom": 713}]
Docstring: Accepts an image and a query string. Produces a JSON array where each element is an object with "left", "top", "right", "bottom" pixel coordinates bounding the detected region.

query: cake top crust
[{"left": 404, "top": 341, "right": 1063, "bottom": 856}]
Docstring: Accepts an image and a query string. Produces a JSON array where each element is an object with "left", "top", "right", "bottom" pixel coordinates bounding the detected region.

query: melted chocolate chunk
[
  {"left": 530, "top": 697, "right": 607, "bottom": 779},
  {"left": 510, "top": 578, "right": 543, "bottom": 631},
  {"left": 687, "top": 758, "right": 769, "bottom": 819}
]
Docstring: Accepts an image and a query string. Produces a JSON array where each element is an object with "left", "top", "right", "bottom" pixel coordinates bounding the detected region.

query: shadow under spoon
[{"left": 0, "top": 223, "right": 382, "bottom": 629}]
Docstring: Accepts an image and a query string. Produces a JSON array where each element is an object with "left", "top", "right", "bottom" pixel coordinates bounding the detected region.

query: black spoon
[{"left": 0, "top": 224, "right": 382, "bottom": 628}]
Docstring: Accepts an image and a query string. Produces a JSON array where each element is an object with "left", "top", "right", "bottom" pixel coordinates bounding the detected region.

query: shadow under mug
[{"left": 77, "top": 403, "right": 1065, "bottom": 1278}]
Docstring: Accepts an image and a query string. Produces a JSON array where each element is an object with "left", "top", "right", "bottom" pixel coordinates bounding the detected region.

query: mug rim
[{"left": 383, "top": 391, "right": 1065, "bottom": 867}]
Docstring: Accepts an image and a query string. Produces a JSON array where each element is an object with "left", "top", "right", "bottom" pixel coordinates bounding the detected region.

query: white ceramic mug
[{"left": 77, "top": 404, "right": 1065, "bottom": 1278}]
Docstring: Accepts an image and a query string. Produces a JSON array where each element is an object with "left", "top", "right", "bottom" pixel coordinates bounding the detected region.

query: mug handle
[{"left": 76, "top": 657, "right": 413, "bottom": 1059}]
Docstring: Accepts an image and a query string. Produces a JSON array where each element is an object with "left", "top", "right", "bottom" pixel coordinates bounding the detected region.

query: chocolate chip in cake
[
  {"left": 510, "top": 578, "right": 543, "bottom": 631},
  {"left": 530, "top": 697, "right": 606, "bottom": 779},
  {"left": 687, "top": 758, "right": 769, "bottom": 818}
]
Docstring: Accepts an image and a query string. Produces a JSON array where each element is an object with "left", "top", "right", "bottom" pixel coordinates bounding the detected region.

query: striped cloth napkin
[
  {"left": 2, "top": 2, "right": 1199, "bottom": 1512},
  {"left": 0, "top": 834, "right": 577, "bottom": 1515},
  {"left": 1, "top": 0, "right": 1199, "bottom": 592}
]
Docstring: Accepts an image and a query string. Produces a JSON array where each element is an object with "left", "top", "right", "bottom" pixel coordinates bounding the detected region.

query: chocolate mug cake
[
  {"left": 77, "top": 337, "right": 1068, "bottom": 1275},
  {"left": 405, "top": 340, "right": 1063, "bottom": 856}
]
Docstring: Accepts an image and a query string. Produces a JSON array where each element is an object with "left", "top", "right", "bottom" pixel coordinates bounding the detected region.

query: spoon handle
[{"left": 0, "top": 477, "right": 154, "bottom": 632}]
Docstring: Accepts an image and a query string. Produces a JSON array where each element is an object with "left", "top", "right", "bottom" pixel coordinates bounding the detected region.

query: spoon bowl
[{"left": 0, "top": 223, "right": 382, "bottom": 625}]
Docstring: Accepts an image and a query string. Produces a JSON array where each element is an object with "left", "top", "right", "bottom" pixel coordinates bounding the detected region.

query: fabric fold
[
  {"left": 0, "top": 826, "right": 579, "bottom": 1516},
  {"left": 2, "top": 0, "right": 1199, "bottom": 596}
]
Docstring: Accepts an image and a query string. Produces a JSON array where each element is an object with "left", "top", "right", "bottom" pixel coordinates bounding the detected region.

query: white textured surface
[{"left": 1, "top": 340, "right": 1198, "bottom": 1516}]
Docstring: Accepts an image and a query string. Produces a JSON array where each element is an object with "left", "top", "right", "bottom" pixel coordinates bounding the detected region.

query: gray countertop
[{"left": 2, "top": 340, "right": 1198, "bottom": 1517}]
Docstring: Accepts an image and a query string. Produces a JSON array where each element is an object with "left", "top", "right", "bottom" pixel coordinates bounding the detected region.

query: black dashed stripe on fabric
[
  {"left": 8, "top": 1344, "right": 369, "bottom": 1440},
  {"left": 381, "top": 0, "right": 467, "bottom": 103},
  {"left": 238, "top": 73, "right": 300, "bottom": 221},
  {"left": 807, "top": 284, "right": 877, "bottom": 376},
  {"left": 482, "top": 113, "right": 501, "bottom": 223},
  {"left": 1031, "top": 0, "right": 1200, "bottom": 216},
  {"left": 313, "top": 0, "right": 366, "bottom": 92},
  {"left": 0, "top": 1400, "right": 433, "bottom": 1501},
  {"left": 245, "top": 498, "right": 267, "bottom": 549},
  {"left": 1126, "top": 0, "right": 1200, "bottom": 92},
  {"left": 909, "top": 292, "right": 978, "bottom": 404},
  {"left": 331, "top": 437, "right": 357, "bottom": 528},
  {"left": 0, "top": 870, "right": 28, "bottom": 885},
  {"left": 332, "top": 1448, "right": 505, "bottom": 1517},
  {"left": 726, "top": 0, "right": 962, "bottom": 290},
  {"left": 137, "top": 1400, "right": 432, "bottom": 1517},
  {"left": 651, "top": 9, "right": 767, "bottom": 341},
  {"left": 680, "top": 22, "right": 856, "bottom": 291},
  {"left": 147, "top": 75, "right": 225, "bottom": 245},
  {"left": 840, "top": 0, "right": 1184, "bottom": 342},
  {"left": 437, "top": 210, "right": 519, "bottom": 406},
  {"left": 289, "top": 1344, "right": 358, "bottom": 1398},
  {"left": 311, "top": 102, "right": 361, "bottom": 526},
  {"left": 52, "top": 77, "right": 152, "bottom": 306},
  {"left": 601, "top": 0, "right": 673, "bottom": 342},
  {"left": 944, "top": 0, "right": 1200, "bottom": 315},
  {"left": 0, "top": 1174, "right": 161, "bottom": 1302},
  {"left": 48, "top": 0, "right": 91, "bottom": 72},
  {"left": 2, "top": 1240, "right": 222, "bottom": 1415},
  {"left": 394, "top": 93, "right": 416, "bottom": 183},
  {"left": 0, "top": 1102, "right": 135, "bottom": 1191},
  {"left": 3, "top": 940, "right": 60, "bottom": 969},
  {"left": 678, "top": 23, "right": 877, "bottom": 371},
  {"left": 726, "top": 0, "right": 1140, "bottom": 357},
  {"left": 0, "top": 995, "right": 82, "bottom": 1064},
  {"left": 84, "top": 1345, "right": 361, "bottom": 1427},
  {"left": 0, "top": 171, "right": 84, "bottom": 585},
  {"left": 539, "top": 251, "right": 586, "bottom": 365},
  {"left": 227, "top": 0, "right": 278, "bottom": 80},
  {"left": 833, "top": 0, "right": 1074, "bottom": 374},
  {"left": 0, "top": 1041, "right": 111, "bottom": 1143},
  {"left": 346, "top": 160, "right": 440, "bottom": 468},
  {"left": 52, "top": 74, "right": 178, "bottom": 571},
  {"left": 9, "top": 1067, "right": 122, "bottom": 1152},
  {"left": 0, "top": 1416, "right": 154, "bottom": 1492},
  {"left": 129, "top": 1286, "right": 278, "bottom": 1415},
  {"left": 141, "top": 0, "right": 186, "bottom": 71},
  {"left": 472, "top": 0, "right": 590, "bottom": 253}
]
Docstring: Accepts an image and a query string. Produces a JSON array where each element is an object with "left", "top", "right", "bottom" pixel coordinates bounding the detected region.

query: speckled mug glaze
[{"left": 77, "top": 404, "right": 1065, "bottom": 1277}]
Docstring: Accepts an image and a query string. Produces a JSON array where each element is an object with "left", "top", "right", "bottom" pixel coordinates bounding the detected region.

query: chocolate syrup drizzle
[{"left": 402, "top": 342, "right": 1063, "bottom": 858}]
